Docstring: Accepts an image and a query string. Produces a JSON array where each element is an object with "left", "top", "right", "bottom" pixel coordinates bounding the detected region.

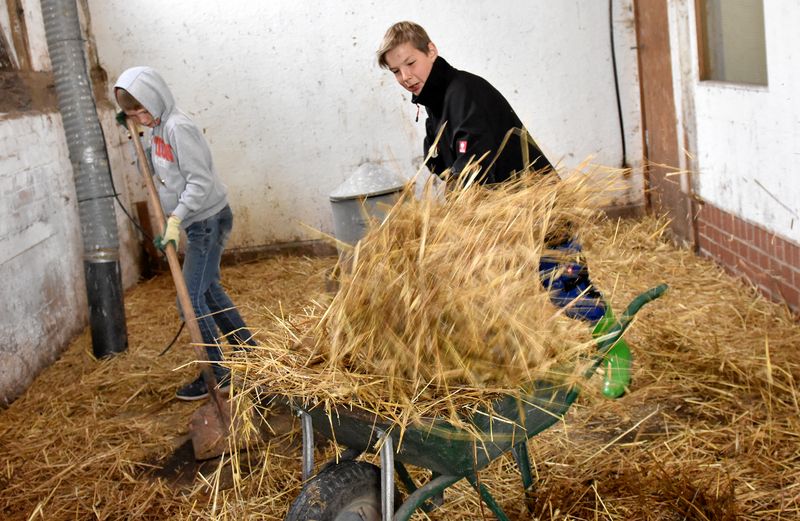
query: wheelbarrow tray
[
  {"left": 299, "top": 284, "right": 668, "bottom": 476},
  {"left": 303, "top": 375, "right": 577, "bottom": 476}
]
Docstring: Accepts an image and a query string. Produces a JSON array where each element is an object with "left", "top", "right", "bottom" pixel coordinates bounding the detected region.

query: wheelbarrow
[{"left": 284, "top": 284, "right": 668, "bottom": 521}]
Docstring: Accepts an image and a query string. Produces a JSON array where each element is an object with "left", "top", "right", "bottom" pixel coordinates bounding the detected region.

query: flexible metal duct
[{"left": 41, "top": 0, "right": 127, "bottom": 357}]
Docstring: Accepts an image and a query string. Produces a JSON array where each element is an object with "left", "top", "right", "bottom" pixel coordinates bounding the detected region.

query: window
[{"left": 696, "top": 0, "right": 768, "bottom": 85}]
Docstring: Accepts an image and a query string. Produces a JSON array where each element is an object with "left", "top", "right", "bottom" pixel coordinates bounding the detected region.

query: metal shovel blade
[{"left": 190, "top": 399, "right": 230, "bottom": 461}]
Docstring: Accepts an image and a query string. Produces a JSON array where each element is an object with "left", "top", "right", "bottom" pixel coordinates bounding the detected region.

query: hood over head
[{"left": 114, "top": 66, "right": 175, "bottom": 121}]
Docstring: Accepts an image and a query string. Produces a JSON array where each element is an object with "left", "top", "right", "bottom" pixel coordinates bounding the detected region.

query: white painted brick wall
[
  {"left": 0, "top": 104, "right": 143, "bottom": 404},
  {"left": 671, "top": 0, "right": 800, "bottom": 243},
  {"left": 0, "top": 114, "right": 87, "bottom": 404}
]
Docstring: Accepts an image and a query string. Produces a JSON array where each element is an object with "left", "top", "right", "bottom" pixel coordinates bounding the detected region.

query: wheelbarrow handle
[
  {"left": 595, "top": 284, "right": 668, "bottom": 353},
  {"left": 588, "top": 284, "right": 668, "bottom": 398},
  {"left": 618, "top": 284, "right": 669, "bottom": 329}
]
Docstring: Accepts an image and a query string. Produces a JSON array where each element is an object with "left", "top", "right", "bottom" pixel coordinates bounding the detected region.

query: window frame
[{"left": 694, "top": 0, "right": 769, "bottom": 86}]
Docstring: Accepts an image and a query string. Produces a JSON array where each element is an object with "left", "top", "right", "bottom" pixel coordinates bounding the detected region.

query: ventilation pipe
[{"left": 41, "top": 0, "right": 127, "bottom": 358}]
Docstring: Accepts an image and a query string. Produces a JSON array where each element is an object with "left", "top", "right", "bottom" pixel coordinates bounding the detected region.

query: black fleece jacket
[{"left": 413, "top": 56, "right": 554, "bottom": 185}]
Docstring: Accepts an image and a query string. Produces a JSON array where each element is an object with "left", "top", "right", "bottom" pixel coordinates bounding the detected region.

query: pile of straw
[{"left": 235, "top": 172, "right": 608, "bottom": 428}]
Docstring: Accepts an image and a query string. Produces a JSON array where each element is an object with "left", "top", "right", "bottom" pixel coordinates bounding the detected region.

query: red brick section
[{"left": 695, "top": 203, "right": 800, "bottom": 313}]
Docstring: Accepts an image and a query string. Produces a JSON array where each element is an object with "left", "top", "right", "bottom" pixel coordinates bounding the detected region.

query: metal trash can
[{"left": 329, "top": 163, "right": 407, "bottom": 257}]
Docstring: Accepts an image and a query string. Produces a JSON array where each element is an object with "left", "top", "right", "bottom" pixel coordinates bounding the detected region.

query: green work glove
[
  {"left": 154, "top": 215, "right": 181, "bottom": 251},
  {"left": 115, "top": 110, "right": 128, "bottom": 129}
]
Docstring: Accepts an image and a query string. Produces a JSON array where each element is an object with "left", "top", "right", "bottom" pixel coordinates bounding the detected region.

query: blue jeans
[
  {"left": 539, "top": 238, "right": 606, "bottom": 323},
  {"left": 182, "top": 205, "right": 256, "bottom": 376}
]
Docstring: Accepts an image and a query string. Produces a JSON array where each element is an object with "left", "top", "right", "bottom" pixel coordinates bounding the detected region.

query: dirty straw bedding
[{"left": 1, "top": 171, "right": 798, "bottom": 520}]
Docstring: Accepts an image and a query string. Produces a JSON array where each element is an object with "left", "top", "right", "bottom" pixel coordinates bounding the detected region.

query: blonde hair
[
  {"left": 376, "top": 21, "right": 432, "bottom": 69},
  {"left": 114, "top": 88, "right": 143, "bottom": 111}
]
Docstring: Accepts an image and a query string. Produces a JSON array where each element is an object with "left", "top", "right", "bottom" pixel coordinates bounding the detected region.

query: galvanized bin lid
[{"left": 329, "top": 163, "right": 407, "bottom": 202}]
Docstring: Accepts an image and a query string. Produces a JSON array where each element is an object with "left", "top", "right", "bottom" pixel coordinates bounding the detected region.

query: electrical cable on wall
[{"left": 609, "top": 0, "right": 628, "bottom": 168}]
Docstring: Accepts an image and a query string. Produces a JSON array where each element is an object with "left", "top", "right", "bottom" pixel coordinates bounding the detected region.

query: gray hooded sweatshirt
[{"left": 114, "top": 66, "right": 227, "bottom": 227}]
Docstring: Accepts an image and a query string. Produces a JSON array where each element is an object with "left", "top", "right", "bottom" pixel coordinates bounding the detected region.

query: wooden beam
[{"left": 6, "top": 0, "right": 31, "bottom": 71}]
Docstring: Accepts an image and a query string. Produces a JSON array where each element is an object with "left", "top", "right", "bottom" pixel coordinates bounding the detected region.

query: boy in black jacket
[
  {"left": 378, "top": 21, "right": 554, "bottom": 185},
  {"left": 377, "top": 21, "right": 605, "bottom": 323}
]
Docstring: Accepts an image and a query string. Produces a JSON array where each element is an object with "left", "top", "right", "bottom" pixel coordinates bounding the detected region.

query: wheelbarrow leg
[
  {"left": 378, "top": 431, "right": 395, "bottom": 521},
  {"left": 395, "top": 464, "right": 444, "bottom": 513},
  {"left": 393, "top": 474, "right": 461, "bottom": 521},
  {"left": 299, "top": 410, "right": 314, "bottom": 481},
  {"left": 467, "top": 474, "right": 512, "bottom": 521},
  {"left": 395, "top": 462, "right": 417, "bottom": 495},
  {"left": 512, "top": 441, "right": 536, "bottom": 512}
]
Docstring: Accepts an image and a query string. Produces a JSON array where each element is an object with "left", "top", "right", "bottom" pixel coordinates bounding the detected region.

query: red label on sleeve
[{"left": 458, "top": 140, "right": 468, "bottom": 154}]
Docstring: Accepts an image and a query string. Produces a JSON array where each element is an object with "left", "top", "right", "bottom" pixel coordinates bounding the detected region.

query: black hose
[
  {"left": 99, "top": 121, "right": 184, "bottom": 354},
  {"left": 159, "top": 321, "right": 185, "bottom": 356},
  {"left": 609, "top": 0, "right": 628, "bottom": 168},
  {"left": 97, "top": 122, "right": 157, "bottom": 242}
]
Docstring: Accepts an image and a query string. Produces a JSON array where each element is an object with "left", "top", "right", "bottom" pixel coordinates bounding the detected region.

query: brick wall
[
  {"left": 0, "top": 108, "right": 144, "bottom": 405},
  {"left": 695, "top": 202, "right": 800, "bottom": 312},
  {"left": 0, "top": 114, "right": 88, "bottom": 405}
]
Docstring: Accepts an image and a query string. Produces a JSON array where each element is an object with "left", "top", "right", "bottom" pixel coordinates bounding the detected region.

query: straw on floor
[{"left": 0, "top": 197, "right": 798, "bottom": 519}]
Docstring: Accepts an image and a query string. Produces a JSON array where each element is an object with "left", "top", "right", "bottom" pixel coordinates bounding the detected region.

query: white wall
[
  {"left": 86, "top": 0, "right": 644, "bottom": 249},
  {"left": 674, "top": 0, "right": 800, "bottom": 242},
  {"left": 0, "top": 115, "right": 87, "bottom": 404}
]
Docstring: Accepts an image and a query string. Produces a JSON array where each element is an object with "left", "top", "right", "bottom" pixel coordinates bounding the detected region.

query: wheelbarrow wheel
[{"left": 285, "top": 460, "right": 391, "bottom": 521}]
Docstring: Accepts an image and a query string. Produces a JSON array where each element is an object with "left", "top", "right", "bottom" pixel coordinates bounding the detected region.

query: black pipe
[
  {"left": 42, "top": 0, "right": 128, "bottom": 358},
  {"left": 85, "top": 260, "right": 127, "bottom": 357}
]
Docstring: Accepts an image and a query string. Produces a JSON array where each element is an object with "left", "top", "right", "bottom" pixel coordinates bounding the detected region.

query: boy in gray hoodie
[{"left": 114, "top": 66, "right": 256, "bottom": 401}]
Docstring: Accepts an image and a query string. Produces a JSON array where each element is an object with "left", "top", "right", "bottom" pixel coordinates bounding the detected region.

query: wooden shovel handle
[{"left": 125, "top": 119, "right": 229, "bottom": 419}]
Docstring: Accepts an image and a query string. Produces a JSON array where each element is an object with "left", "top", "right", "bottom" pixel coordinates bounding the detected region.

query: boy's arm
[
  {"left": 170, "top": 123, "right": 217, "bottom": 221},
  {"left": 448, "top": 102, "right": 497, "bottom": 177},
  {"left": 443, "top": 83, "right": 499, "bottom": 177}
]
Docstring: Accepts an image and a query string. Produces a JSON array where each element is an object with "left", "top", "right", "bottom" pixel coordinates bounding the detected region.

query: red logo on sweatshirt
[
  {"left": 458, "top": 140, "right": 468, "bottom": 154},
  {"left": 153, "top": 136, "right": 175, "bottom": 162}
]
